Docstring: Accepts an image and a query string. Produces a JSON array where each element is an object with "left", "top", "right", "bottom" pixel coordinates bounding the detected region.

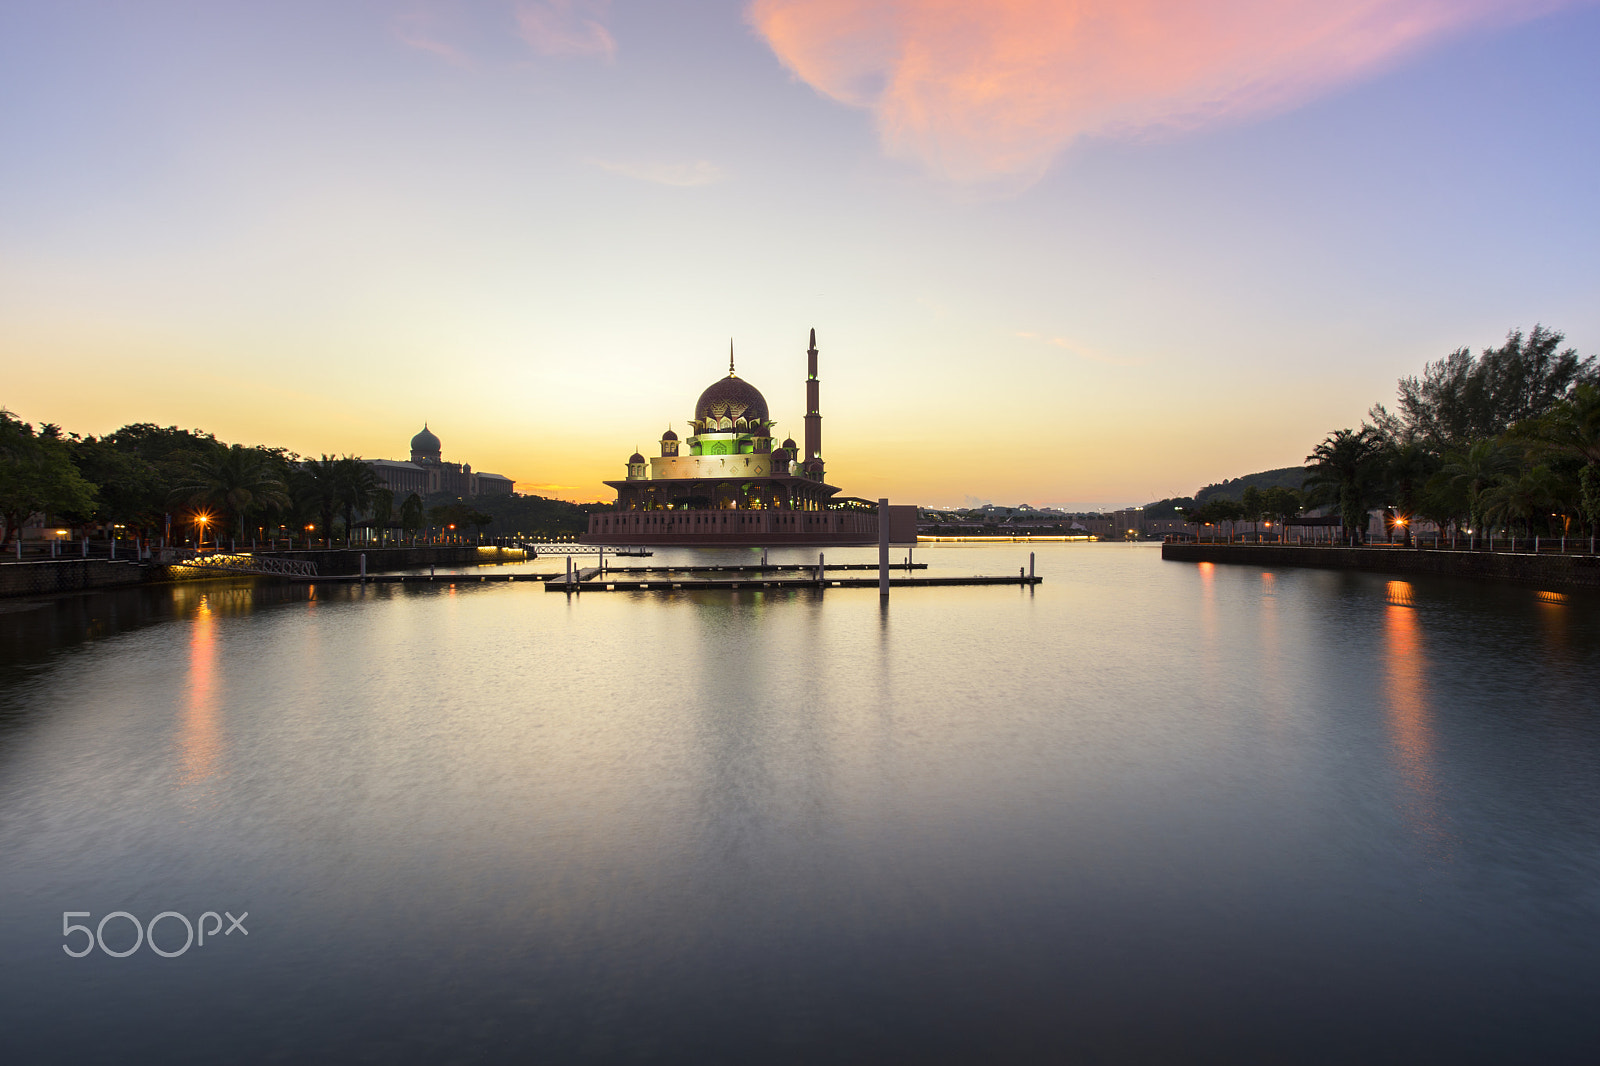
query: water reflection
[
  {"left": 1382, "top": 581, "right": 1450, "bottom": 859},
  {"left": 177, "top": 594, "right": 224, "bottom": 789},
  {"left": 5, "top": 547, "right": 1600, "bottom": 1063},
  {"left": 1257, "top": 573, "right": 1284, "bottom": 726}
]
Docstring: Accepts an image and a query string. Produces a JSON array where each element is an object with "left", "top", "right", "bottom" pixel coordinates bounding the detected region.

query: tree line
[
  {"left": 1302, "top": 326, "right": 1597, "bottom": 544},
  {"left": 0, "top": 416, "right": 557, "bottom": 548},
  {"left": 1170, "top": 327, "right": 1597, "bottom": 545}
]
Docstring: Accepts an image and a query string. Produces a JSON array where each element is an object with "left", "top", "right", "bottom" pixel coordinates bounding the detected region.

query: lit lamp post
[{"left": 196, "top": 513, "right": 209, "bottom": 551}]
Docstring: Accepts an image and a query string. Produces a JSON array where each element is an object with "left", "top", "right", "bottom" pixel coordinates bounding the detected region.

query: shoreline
[{"left": 1161, "top": 541, "right": 1600, "bottom": 592}]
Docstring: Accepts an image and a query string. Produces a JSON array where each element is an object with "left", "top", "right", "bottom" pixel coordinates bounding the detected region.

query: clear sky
[{"left": 3, "top": 0, "right": 1598, "bottom": 508}]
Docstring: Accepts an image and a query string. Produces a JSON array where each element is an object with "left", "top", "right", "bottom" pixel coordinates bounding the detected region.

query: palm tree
[
  {"left": 1304, "top": 428, "right": 1381, "bottom": 544},
  {"left": 1523, "top": 382, "right": 1600, "bottom": 535},
  {"left": 399, "top": 493, "right": 425, "bottom": 543},
  {"left": 1381, "top": 440, "right": 1440, "bottom": 546},
  {"left": 334, "top": 457, "right": 381, "bottom": 546},
  {"left": 1439, "top": 440, "right": 1517, "bottom": 540},
  {"left": 1481, "top": 466, "right": 1562, "bottom": 539},
  {"left": 168, "top": 444, "right": 289, "bottom": 545},
  {"left": 302, "top": 455, "right": 342, "bottom": 547},
  {"left": 368, "top": 488, "right": 394, "bottom": 547}
]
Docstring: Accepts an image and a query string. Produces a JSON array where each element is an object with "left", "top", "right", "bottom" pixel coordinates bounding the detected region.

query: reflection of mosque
[
  {"left": 585, "top": 331, "right": 899, "bottom": 546},
  {"left": 367, "top": 426, "right": 516, "bottom": 499}
]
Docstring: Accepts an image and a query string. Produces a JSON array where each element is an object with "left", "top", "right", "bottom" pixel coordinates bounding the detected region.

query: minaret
[{"left": 804, "top": 327, "right": 821, "bottom": 462}]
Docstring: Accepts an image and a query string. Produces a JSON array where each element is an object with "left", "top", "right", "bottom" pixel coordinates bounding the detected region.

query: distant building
[
  {"left": 1112, "top": 507, "right": 1145, "bottom": 536},
  {"left": 367, "top": 425, "right": 516, "bottom": 499}
]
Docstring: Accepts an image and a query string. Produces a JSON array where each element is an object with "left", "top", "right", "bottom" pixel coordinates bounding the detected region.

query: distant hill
[
  {"left": 1194, "top": 466, "right": 1308, "bottom": 503},
  {"left": 1142, "top": 466, "right": 1309, "bottom": 513}
]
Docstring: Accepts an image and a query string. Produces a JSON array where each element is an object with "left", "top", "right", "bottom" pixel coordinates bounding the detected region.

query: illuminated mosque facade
[{"left": 584, "top": 330, "right": 898, "bottom": 546}]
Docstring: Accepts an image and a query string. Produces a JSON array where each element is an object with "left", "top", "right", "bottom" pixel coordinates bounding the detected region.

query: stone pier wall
[
  {"left": 0, "top": 560, "right": 149, "bottom": 598},
  {"left": 1161, "top": 542, "right": 1600, "bottom": 591},
  {"left": 0, "top": 546, "right": 513, "bottom": 598}
]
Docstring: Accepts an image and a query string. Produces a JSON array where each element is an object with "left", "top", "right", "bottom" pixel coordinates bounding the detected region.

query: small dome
[
  {"left": 771, "top": 448, "right": 790, "bottom": 464},
  {"left": 805, "top": 458, "right": 824, "bottom": 472},
  {"left": 661, "top": 428, "right": 678, "bottom": 441},
  {"left": 628, "top": 452, "right": 646, "bottom": 464},
  {"left": 782, "top": 437, "right": 798, "bottom": 451},
  {"left": 411, "top": 424, "right": 441, "bottom": 453}
]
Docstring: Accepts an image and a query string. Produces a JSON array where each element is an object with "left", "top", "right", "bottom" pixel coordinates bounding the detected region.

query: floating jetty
[
  {"left": 306, "top": 549, "right": 1043, "bottom": 594},
  {"left": 543, "top": 575, "right": 1040, "bottom": 592},
  {"left": 599, "top": 562, "right": 926, "bottom": 574},
  {"left": 310, "top": 572, "right": 561, "bottom": 584}
]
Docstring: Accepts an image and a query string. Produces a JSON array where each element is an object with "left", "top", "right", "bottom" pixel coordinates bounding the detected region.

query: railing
[
  {"left": 159, "top": 548, "right": 318, "bottom": 577},
  {"left": 1164, "top": 533, "right": 1600, "bottom": 555}
]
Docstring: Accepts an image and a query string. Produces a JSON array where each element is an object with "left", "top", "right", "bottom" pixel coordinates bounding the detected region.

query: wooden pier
[
  {"left": 544, "top": 574, "right": 1039, "bottom": 592},
  {"left": 304, "top": 558, "right": 1043, "bottom": 593}
]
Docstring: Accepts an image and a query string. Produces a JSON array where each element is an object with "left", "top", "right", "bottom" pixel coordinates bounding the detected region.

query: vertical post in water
[
  {"left": 566, "top": 554, "right": 573, "bottom": 590},
  {"left": 817, "top": 552, "right": 824, "bottom": 587},
  {"left": 1030, "top": 552, "right": 1035, "bottom": 580},
  {"left": 110, "top": 536, "right": 116, "bottom": 560},
  {"left": 879, "top": 498, "right": 890, "bottom": 597},
  {"left": 360, "top": 553, "right": 367, "bottom": 581}
]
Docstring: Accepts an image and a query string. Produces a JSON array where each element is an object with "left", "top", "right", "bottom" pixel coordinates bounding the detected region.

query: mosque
[{"left": 584, "top": 330, "right": 911, "bottom": 546}]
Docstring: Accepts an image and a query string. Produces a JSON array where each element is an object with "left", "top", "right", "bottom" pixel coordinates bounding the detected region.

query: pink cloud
[
  {"left": 748, "top": 0, "right": 1578, "bottom": 184},
  {"left": 517, "top": 0, "right": 616, "bottom": 60},
  {"left": 393, "top": 11, "right": 474, "bottom": 68}
]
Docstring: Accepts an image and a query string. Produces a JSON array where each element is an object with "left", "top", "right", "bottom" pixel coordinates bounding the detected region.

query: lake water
[{"left": 3, "top": 543, "right": 1599, "bottom": 1063}]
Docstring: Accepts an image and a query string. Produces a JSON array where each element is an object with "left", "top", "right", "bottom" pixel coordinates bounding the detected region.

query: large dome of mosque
[{"left": 695, "top": 374, "right": 769, "bottom": 426}]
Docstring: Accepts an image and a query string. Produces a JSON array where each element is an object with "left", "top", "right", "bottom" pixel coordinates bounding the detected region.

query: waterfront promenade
[{"left": 1163, "top": 540, "right": 1600, "bottom": 591}]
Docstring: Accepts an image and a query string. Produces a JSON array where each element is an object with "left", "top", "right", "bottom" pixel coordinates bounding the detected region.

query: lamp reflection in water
[
  {"left": 1196, "top": 561, "right": 1221, "bottom": 692},
  {"left": 1536, "top": 590, "right": 1569, "bottom": 659},
  {"left": 1382, "top": 581, "right": 1452, "bottom": 860},
  {"left": 178, "top": 593, "right": 224, "bottom": 789},
  {"left": 1257, "top": 572, "right": 1285, "bottom": 725}
]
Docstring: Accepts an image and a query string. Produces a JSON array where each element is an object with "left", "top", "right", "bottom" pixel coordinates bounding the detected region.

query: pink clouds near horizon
[{"left": 748, "top": 0, "right": 1579, "bottom": 184}]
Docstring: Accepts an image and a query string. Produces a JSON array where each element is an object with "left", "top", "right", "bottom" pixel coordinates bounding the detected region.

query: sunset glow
[{"left": 2, "top": 1, "right": 1596, "bottom": 507}]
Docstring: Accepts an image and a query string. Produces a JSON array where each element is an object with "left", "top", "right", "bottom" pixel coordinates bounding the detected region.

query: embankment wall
[
  {"left": 0, "top": 546, "right": 514, "bottom": 597},
  {"left": 1161, "top": 542, "right": 1600, "bottom": 591},
  {"left": 0, "top": 559, "right": 150, "bottom": 598}
]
